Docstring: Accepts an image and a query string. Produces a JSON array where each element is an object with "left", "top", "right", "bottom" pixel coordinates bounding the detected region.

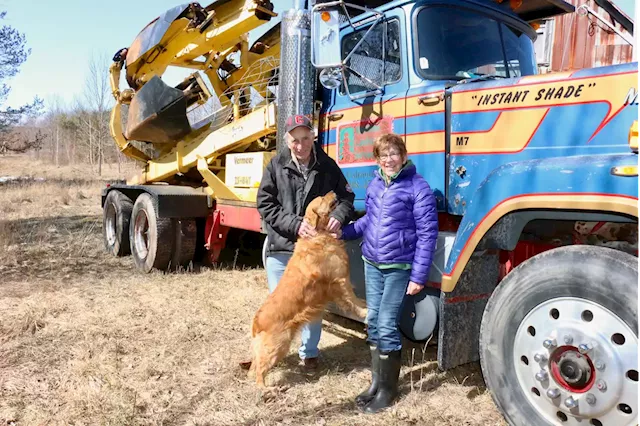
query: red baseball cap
[{"left": 285, "top": 114, "right": 313, "bottom": 133}]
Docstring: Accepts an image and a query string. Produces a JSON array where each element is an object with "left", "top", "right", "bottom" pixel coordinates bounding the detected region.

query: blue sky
[
  {"left": 1, "top": 0, "right": 636, "bottom": 110},
  {"left": 1, "top": 0, "right": 294, "bottom": 110}
]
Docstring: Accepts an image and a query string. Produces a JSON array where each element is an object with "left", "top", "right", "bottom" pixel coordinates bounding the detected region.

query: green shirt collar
[{"left": 379, "top": 160, "right": 413, "bottom": 185}]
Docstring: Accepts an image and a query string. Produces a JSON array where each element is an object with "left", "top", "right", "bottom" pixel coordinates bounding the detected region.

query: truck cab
[
  {"left": 315, "top": 0, "right": 637, "bottom": 209},
  {"left": 317, "top": 0, "right": 541, "bottom": 213}
]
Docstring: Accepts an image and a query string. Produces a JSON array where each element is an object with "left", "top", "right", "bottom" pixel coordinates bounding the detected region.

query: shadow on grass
[
  {"left": 322, "top": 313, "right": 486, "bottom": 399},
  {"left": 2, "top": 215, "right": 101, "bottom": 243},
  {"left": 0, "top": 214, "right": 268, "bottom": 284},
  {"left": 239, "top": 312, "right": 485, "bottom": 404},
  {"left": 238, "top": 330, "right": 487, "bottom": 424},
  {"left": 0, "top": 215, "right": 115, "bottom": 288},
  {"left": 241, "top": 398, "right": 359, "bottom": 426}
]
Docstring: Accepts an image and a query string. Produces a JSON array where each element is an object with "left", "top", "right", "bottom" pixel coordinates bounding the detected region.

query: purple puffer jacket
[{"left": 341, "top": 162, "right": 439, "bottom": 286}]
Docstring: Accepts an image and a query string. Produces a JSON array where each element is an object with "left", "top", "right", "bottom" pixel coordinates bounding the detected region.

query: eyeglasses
[{"left": 379, "top": 152, "right": 401, "bottom": 161}]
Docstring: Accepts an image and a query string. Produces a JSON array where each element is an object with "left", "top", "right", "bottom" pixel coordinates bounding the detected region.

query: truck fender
[
  {"left": 102, "top": 184, "right": 211, "bottom": 219},
  {"left": 441, "top": 153, "right": 638, "bottom": 293}
]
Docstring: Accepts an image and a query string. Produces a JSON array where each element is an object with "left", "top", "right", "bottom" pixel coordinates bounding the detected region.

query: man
[{"left": 256, "top": 114, "right": 355, "bottom": 369}]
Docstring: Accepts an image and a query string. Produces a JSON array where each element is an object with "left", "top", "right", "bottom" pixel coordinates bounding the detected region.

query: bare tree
[
  {"left": 44, "top": 95, "right": 67, "bottom": 165},
  {"left": 2, "top": 46, "right": 136, "bottom": 172},
  {"left": 81, "top": 51, "right": 113, "bottom": 175}
]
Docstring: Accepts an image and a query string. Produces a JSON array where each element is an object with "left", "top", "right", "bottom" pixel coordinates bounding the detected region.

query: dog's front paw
[{"left": 260, "top": 387, "right": 279, "bottom": 402}]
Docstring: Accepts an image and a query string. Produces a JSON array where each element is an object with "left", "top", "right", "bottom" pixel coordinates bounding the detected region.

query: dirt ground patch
[{"left": 0, "top": 154, "right": 505, "bottom": 425}]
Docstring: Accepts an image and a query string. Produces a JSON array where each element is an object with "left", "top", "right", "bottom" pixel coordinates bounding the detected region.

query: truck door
[
  {"left": 409, "top": 4, "right": 541, "bottom": 215},
  {"left": 319, "top": 8, "right": 407, "bottom": 211},
  {"left": 403, "top": 4, "right": 458, "bottom": 213}
]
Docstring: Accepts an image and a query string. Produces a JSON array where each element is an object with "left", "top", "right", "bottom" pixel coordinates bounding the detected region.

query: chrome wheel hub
[
  {"left": 105, "top": 202, "right": 117, "bottom": 246},
  {"left": 133, "top": 210, "right": 150, "bottom": 258},
  {"left": 514, "top": 297, "right": 637, "bottom": 425}
]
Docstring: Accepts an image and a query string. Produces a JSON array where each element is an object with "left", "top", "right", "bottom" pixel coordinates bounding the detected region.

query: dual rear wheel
[
  {"left": 103, "top": 190, "right": 133, "bottom": 256},
  {"left": 102, "top": 190, "right": 197, "bottom": 272}
]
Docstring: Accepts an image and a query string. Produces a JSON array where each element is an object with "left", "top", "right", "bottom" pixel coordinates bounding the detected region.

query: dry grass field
[{"left": 0, "top": 154, "right": 506, "bottom": 425}]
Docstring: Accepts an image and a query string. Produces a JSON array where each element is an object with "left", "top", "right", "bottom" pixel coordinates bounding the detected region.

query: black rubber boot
[
  {"left": 355, "top": 345, "right": 380, "bottom": 406},
  {"left": 362, "top": 349, "right": 402, "bottom": 414}
]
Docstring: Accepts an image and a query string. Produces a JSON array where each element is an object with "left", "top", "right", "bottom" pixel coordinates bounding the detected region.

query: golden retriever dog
[{"left": 249, "top": 191, "right": 367, "bottom": 389}]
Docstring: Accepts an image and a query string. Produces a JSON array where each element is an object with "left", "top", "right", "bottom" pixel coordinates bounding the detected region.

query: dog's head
[{"left": 304, "top": 191, "right": 338, "bottom": 231}]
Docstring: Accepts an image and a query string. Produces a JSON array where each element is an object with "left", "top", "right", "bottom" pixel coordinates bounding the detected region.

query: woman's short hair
[{"left": 373, "top": 133, "right": 407, "bottom": 159}]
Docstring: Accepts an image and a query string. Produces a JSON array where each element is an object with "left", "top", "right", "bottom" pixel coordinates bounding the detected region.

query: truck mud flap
[{"left": 437, "top": 250, "right": 500, "bottom": 371}]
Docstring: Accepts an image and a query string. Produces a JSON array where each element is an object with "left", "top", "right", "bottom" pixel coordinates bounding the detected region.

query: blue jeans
[
  {"left": 364, "top": 262, "right": 411, "bottom": 353},
  {"left": 266, "top": 253, "right": 322, "bottom": 360}
]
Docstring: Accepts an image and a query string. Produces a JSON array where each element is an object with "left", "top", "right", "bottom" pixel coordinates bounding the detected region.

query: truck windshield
[{"left": 414, "top": 6, "right": 537, "bottom": 80}]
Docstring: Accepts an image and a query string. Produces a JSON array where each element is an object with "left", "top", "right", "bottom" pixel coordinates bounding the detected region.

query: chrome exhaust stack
[{"left": 276, "top": 4, "right": 315, "bottom": 152}]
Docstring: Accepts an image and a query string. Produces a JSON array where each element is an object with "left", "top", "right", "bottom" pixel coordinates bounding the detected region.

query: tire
[
  {"left": 261, "top": 235, "right": 268, "bottom": 268},
  {"left": 129, "top": 193, "right": 173, "bottom": 273},
  {"left": 102, "top": 190, "right": 133, "bottom": 257},
  {"left": 399, "top": 287, "right": 440, "bottom": 343},
  {"left": 171, "top": 218, "right": 197, "bottom": 270},
  {"left": 480, "top": 245, "right": 638, "bottom": 426}
]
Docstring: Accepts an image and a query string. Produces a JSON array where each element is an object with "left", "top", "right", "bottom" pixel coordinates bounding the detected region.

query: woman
[{"left": 338, "top": 133, "right": 438, "bottom": 413}]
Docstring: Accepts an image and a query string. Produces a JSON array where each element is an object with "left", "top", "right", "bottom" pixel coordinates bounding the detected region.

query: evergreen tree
[{"left": 0, "top": 11, "right": 44, "bottom": 153}]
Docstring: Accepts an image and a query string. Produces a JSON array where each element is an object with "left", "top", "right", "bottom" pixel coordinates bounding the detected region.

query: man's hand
[
  {"left": 330, "top": 229, "right": 342, "bottom": 239},
  {"left": 326, "top": 217, "right": 341, "bottom": 233},
  {"left": 406, "top": 281, "right": 423, "bottom": 295},
  {"left": 298, "top": 220, "right": 317, "bottom": 239}
]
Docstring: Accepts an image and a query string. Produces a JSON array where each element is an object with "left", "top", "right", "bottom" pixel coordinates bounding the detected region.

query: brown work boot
[{"left": 302, "top": 357, "right": 319, "bottom": 370}]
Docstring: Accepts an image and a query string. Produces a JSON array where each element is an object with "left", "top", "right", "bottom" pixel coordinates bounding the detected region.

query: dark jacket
[
  {"left": 257, "top": 146, "right": 355, "bottom": 256},
  {"left": 341, "top": 162, "right": 438, "bottom": 285}
]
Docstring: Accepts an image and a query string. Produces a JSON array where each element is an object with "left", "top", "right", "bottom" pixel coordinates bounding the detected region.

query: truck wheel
[
  {"left": 480, "top": 245, "right": 638, "bottom": 426},
  {"left": 102, "top": 190, "right": 133, "bottom": 257},
  {"left": 261, "top": 235, "right": 268, "bottom": 268},
  {"left": 129, "top": 193, "right": 173, "bottom": 273},
  {"left": 171, "top": 218, "right": 197, "bottom": 270}
]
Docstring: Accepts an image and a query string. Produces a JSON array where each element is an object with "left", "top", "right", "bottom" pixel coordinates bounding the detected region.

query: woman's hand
[
  {"left": 406, "top": 281, "right": 423, "bottom": 295},
  {"left": 326, "top": 217, "right": 341, "bottom": 233},
  {"left": 327, "top": 217, "right": 342, "bottom": 239}
]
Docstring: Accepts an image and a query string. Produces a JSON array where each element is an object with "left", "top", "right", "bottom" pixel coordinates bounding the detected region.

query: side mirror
[
  {"left": 311, "top": 3, "right": 342, "bottom": 69},
  {"left": 311, "top": 1, "right": 385, "bottom": 98},
  {"left": 319, "top": 67, "right": 342, "bottom": 89}
]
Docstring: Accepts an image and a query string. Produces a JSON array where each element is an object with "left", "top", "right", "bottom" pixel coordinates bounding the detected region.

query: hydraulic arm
[{"left": 108, "top": 0, "right": 280, "bottom": 167}]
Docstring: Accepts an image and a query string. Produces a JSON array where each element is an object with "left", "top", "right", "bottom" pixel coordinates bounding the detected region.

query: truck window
[
  {"left": 414, "top": 6, "right": 536, "bottom": 80},
  {"left": 340, "top": 18, "right": 402, "bottom": 95}
]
